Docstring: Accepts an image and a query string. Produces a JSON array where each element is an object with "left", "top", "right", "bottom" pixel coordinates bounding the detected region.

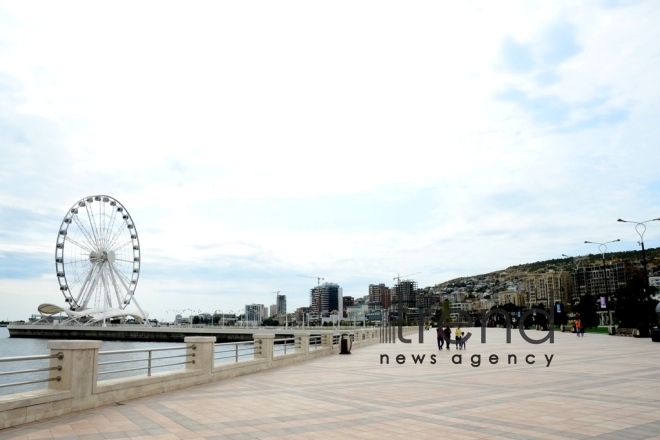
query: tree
[
  {"left": 554, "top": 303, "right": 568, "bottom": 327},
  {"left": 575, "top": 294, "right": 599, "bottom": 329},
  {"left": 614, "top": 270, "right": 658, "bottom": 333},
  {"left": 262, "top": 317, "right": 280, "bottom": 326}
]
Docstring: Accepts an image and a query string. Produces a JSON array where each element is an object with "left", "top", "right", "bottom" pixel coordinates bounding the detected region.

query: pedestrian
[
  {"left": 575, "top": 318, "right": 582, "bottom": 337},
  {"left": 455, "top": 326, "right": 463, "bottom": 350},
  {"left": 443, "top": 326, "right": 451, "bottom": 350},
  {"left": 436, "top": 326, "right": 444, "bottom": 350}
]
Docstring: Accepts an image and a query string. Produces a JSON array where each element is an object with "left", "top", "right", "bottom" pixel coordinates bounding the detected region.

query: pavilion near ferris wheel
[{"left": 35, "top": 195, "right": 150, "bottom": 327}]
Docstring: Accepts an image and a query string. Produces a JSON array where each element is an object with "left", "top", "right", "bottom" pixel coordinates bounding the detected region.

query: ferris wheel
[{"left": 54, "top": 195, "right": 144, "bottom": 317}]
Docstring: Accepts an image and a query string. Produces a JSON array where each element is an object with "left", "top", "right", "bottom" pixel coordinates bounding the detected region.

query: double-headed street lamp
[
  {"left": 617, "top": 218, "right": 660, "bottom": 287},
  {"left": 584, "top": 239, "right": 620, "bottom": 333},
  {"left": 563, "top": 253, "right": 586, "bottom": 304}
]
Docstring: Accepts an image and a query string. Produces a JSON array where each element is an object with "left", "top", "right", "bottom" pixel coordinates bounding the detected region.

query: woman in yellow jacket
[{"left": 455, "top": 326, "right": 463, "bottom": 350}]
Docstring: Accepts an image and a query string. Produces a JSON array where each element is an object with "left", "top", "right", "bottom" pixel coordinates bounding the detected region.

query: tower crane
[{"left": 393, "top": 272, "right": 421, "bottom": 284}]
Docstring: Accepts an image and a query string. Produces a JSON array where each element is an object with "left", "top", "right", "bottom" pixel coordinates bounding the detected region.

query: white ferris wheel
[{"left": 44, "top": 195, "right": 148, "bottom": 325}]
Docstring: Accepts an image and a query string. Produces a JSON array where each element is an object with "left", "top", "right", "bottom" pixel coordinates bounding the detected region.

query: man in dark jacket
[{"left": 443, "top": 326, "right": 451, "bottom": 350}]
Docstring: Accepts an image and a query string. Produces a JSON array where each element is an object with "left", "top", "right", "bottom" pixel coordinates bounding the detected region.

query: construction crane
[
  {"left": 392, "top": 272, "right": 421, "bottom": 318},
  {"left": 271, "top": 290, "right": 280, "bottom": 307},
  {"left": 298, "top": 275, "right": 324, "bottom": 326},
  {"left": 393, "top": 272, "right": 421, "bottom": 284}
]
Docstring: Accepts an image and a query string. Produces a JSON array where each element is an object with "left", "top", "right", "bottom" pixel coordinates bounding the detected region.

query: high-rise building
[
  {"left": 276, "top": 294, "right": 287, "bottom": 315},
  {"left": 570, "top": 260, "right": 642, "bottom": 302},
  {"left": 415, "top": 293, "right": 439, "bottom": 309},
  {"left": 310, "top": 282, "right": 343, "bottom": 318},
  {"left": 342, "top": 296, "right": 354, "bottom": 317},
  {"left": 392, "top": 280, "right": 417, "bottom": 309},
  {"left": 269, "top": 304, "right": 277, "bottom": 318},
  {"left": 245, "top": 304, "right": 265, "bottom": 324},
  {"left": 368, "top": 284, "right": 391, "bottom": 308},
  {"left": 524, "top": 271, "right": 570, "bottom": 306}
]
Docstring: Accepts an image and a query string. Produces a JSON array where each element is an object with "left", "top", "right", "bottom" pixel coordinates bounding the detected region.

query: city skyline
[{"left": 1, "top": 2, "right": 659, "bottom": 321}]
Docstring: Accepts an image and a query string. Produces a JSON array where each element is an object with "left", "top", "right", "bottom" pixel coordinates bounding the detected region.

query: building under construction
[
  {"left": 392, "top": 279, "right": 417, "bottom": 309},
  {"left": 310, "top": 282, "right": 343, "bottom": 319}
]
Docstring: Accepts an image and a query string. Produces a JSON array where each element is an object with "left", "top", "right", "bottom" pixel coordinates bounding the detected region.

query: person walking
[
  {"left": 575, "top": 318, "right": 582, "bottom": 337},
  {"left": 436, "top": 326, "right": 444, "bottom": 350},
  {"left": 455, "top": 326, "right": 463, "bottom": 350},
  {"left": 443, "top": 326, "right": 451, "bottom": 350}
]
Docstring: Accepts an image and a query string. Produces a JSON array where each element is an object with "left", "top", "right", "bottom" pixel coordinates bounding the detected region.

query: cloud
[
  {"left": 0, "top": 1, "right": 659, "bottom": 321},
  {"left": 500, "top": 37, "right": 536, "bottom": 73},
  {"left": 495, "top": 87, "right": 629, "bottom": 130},
  {"left": 538, "top": 21, "right": 582, "bottom": 66},
  {"left": 498, "top": 20, "right": 581, "bottom": 75}
]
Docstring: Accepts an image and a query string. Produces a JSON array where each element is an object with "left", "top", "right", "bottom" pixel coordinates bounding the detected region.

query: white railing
[
  {"left": 214, "top": 341, "right": 257, "bottom": 363},
  {"left": 97, "top": 345, "right": 194, "bottom": 379},
  {"left": 0, "top": 352, "right": 63, "bottom": 394},
  {"left": 273, "top": 337, "right": 296, "bottom": 356}
]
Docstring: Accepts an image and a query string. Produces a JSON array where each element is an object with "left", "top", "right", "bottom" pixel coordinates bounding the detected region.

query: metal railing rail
[
  {"left": 214, "top": 341, "right": 257, "bottom": 363},
  {"left": 332, "top": 335, "right": 340, "bottom": 345},
  {"left": 0, "top": 352, "right": 63, "bottom": 390},
  {"left": 98, "top": 345, "right": 194, "bottom": 377},
  {"left": 0, "top": 352, "right": 63, "bottom": 363},
  {"left": 273, "top": 337, "right": 295, "bottom": 355},
  {"left": 310, "top": 335, "right": 321, "bottom": 349}
]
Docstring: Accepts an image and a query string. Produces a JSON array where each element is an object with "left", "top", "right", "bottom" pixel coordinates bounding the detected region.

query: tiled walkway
[{"left": 2, "top": 328, "right": 660, "bottom": 439}]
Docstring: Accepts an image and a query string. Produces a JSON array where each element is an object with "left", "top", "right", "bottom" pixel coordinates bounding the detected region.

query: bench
[{"left": 616, "top": 328, "right": 639, "bottom": 337}]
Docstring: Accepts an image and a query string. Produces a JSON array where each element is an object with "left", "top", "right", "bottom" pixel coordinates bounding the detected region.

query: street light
[
  {"left": 563, "top": 253, "right": 585, "bottom": 304},
  {"left": 584, "top": 239, "right": 620, "bottom": 334},
  {"left": 212, "top": 310, "right": 222, "bottom": 328},
  {"left": 236, "top": 308, "right": 245, "bottom": 327},
  {"left": 617, "top": 217, "right": 660, "bottom": 286}
]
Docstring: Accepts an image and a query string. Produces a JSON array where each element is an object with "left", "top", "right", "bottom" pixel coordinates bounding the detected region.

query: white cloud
[{"left": 1, "top": 1, "right": 659, "bottom": 321}]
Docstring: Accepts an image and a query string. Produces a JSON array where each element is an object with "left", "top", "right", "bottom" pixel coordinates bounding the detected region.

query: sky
[{"left": 1, "top": 1, "right": 659, "bottom": 322}]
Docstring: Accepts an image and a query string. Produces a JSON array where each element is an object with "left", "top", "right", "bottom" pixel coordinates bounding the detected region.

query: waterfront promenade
[{"left": 2, "top": 328, "right": 660, "bottom": 439}]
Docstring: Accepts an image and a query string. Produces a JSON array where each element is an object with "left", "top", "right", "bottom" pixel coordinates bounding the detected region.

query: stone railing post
[
  {"left": 47, "top": 340, "right": 102, "bottom": 399},
  {"left": 296, "top": 333, "right": 310, "bottom": 355},
  {"left": 254, "top": 334, "right": 274, "bottom": 363},
  {"left": 321, "top": 332, "right": 333, "bottom": 348},
  {"left": 184, "top": 336, "right": 215, "bottom": 378}
]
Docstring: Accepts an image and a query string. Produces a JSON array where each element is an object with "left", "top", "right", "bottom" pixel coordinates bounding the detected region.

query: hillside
[{"left": 433, "top": 247, "right": 660, "bottom": 289}]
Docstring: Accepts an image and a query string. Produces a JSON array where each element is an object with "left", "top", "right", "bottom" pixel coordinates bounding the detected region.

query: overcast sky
[{"left": 1, "top": 1, "right": 659, "bottom": 322}]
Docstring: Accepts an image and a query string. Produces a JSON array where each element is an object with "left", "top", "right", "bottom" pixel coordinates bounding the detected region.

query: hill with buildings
[{"left": 432, "top": 247, "right": 660, "bottom": 291}]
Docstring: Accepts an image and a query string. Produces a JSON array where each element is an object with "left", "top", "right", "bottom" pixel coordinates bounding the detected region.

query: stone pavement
[{"left": 2, "top": 328, "right": 660, "bottom": 439}]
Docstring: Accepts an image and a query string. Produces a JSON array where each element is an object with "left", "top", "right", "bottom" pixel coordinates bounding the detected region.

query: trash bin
[{"left": 340, "top": 333, "right": 352, "bottom": 355}]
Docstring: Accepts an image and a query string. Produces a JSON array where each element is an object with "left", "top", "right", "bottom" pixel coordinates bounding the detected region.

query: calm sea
[{"left": 0, "top": 326, "right": 192, "bottom": 396}]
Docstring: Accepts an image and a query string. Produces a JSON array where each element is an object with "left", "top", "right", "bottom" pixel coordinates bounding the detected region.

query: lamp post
[
  {"left": 584, "top": 239, "right": 620, "bottom": 334},
  {"left": 213, "top": 310, "right": 222, "bottom": 328},
  {"left": 617, "top": 218, "right": 660, "bottom": 287},
  {"left": 563, "top": 253, "right": 585, "bottom": 304}
]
